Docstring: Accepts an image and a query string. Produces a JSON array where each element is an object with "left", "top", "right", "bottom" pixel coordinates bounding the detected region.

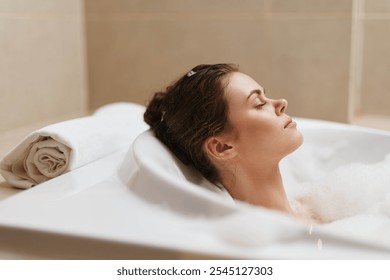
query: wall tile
[
  {"left": 86, "top": 10, "right": 272, "bottom": 109},
  {"left": 0, "top": 0, "right": 82, "bottom": 14},
  {"left": 0, "top": 1, "right": 87, "bottom": 132},
  {"left": 268, "top": 18, "right": 352, "bottom": 122},
  {"left": 85, "top": 0, "right": 266, "bottom": 14},
  {"left": 269, "top": 0, "right": 352, "bottom": 15},
  {"left": 364, "top": 0, "right": 390, "bottom": 14},
  {"left": 360, "top": 19, "right": 390, "bottom": 115}
]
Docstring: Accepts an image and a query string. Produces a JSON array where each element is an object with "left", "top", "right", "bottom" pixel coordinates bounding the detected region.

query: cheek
[
  {"left": 234, "top": 117, "right": 279, "bottom": 149},
  {"left": 233, "top": 117, "right": 302, "bottom": 158},
  {"left": 241, "top": 116, "right": 280, "bottom": 139},
  {"left": 235, "top": 112, "right": 274, "bottom": 130}
]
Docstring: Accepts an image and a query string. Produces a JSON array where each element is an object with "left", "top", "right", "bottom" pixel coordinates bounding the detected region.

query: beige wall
[
  {"left": 84, "top": 0, "right": 272, "bottom": 110},
  {"left": 0, "top": 0, "right": 88, "bottom": 133},
  {"left": 267, "top": 0, "right": 353, "bottom": 122},
  {"left": 358, "top": 0, "right": 390, "bottom": 116},
  {"left": 1, "top": 0, "right": 389, "bottom": 134},
  {"left": 85, "top": 0, "right": 354, "bottom": 123}
]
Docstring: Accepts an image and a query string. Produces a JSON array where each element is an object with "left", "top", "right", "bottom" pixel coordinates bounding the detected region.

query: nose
[{"left": 274, "top": 98, "right": 288, "bottom": 115}]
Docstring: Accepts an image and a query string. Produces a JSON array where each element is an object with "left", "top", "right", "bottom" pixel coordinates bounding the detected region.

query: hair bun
[{"left": 144, "top": 91, "right": 166, "bottom": 128}]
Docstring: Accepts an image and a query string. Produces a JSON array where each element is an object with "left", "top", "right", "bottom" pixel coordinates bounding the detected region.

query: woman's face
[{"left": 223, "top": 72, "right": 303, "bottom": 165}]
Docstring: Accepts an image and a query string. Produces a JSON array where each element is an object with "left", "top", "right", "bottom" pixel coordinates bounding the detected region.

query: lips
[{"left": 284, "top": 118, "right": 295, "bottom": 129}]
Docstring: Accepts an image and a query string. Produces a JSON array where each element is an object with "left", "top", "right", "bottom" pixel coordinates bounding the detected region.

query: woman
[{"left": 144, "top": 63, "right": 308, "bottom": 220}]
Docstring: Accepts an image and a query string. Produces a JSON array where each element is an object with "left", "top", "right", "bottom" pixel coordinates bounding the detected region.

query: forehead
[{"left": 226, "top": 72, "right": 264, "bottom": 101}]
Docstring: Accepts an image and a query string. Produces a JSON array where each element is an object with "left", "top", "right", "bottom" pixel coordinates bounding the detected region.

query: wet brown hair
[{"left": 144, "top": 63, "right": 239, "bottom": 184}]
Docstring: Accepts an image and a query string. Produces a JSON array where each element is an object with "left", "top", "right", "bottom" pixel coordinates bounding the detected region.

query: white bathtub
[{"left": 0, "top": 118, "right": 390, "bottom": 259}]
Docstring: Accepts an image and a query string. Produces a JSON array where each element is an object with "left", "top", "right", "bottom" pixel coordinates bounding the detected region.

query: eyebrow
[{"left": 247, "top": 88, "right": 265, "bottom": 100}]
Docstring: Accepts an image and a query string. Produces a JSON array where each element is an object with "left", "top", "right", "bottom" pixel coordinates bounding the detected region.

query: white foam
[{"left": 291, "top": 153, "right": 390, "bottom": 223}]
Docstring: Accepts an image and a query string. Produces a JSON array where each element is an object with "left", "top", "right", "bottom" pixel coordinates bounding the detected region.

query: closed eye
[
  {"left": 255, "top": 102, "right": 266, "bottom": 109},
  {"left": 254, "top": 97, "right": 266, "bottom": 109}
]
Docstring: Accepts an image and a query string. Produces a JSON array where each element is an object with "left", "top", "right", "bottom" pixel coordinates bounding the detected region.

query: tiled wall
[
  {"left": 84, "top": 0, "right": 273, "bottom": 111},
  {"left": 267, "top": 0, "right": 353, "bottom": 122},
  {"left": 0, "top": 0, "right": 87, "bottom": 133},
  {"left": 359, "top": 0, "right": 390, "bottom": 116},
  {"left": 85, "top": 0, "right": 354, "bottom": 123},
  {"left": 1, "top": 0, "right": 389, "bottom": 133}
]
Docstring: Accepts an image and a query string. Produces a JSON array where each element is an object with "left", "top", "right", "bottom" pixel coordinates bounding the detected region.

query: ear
[{"left": 204, "top": 136, "right": 237, "bottom": 161}]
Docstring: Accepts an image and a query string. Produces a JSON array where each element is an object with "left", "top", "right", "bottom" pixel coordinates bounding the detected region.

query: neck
[{"left": 223, "top": 161, "right": 294, "bottom": 215}]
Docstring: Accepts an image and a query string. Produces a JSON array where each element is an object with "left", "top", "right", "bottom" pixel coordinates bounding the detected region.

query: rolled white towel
[
  {"left": 0, "top": 102, "right": 148, "bottom": 189},
  {"left": 15, "top": 137, "right": 71, "bottom": 182}
]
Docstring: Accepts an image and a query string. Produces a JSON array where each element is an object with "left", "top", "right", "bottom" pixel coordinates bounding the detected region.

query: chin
[
  {"left": 285, "top": 130, "right": 304, "bottom": 156},
  {"left": 296, "top": 129, "right": 304, "bottom": 147}
]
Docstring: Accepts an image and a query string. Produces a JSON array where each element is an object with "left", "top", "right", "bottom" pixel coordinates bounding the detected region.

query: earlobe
[{"left": 204, "top": 137, "right": 236, "bottom": 161}]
